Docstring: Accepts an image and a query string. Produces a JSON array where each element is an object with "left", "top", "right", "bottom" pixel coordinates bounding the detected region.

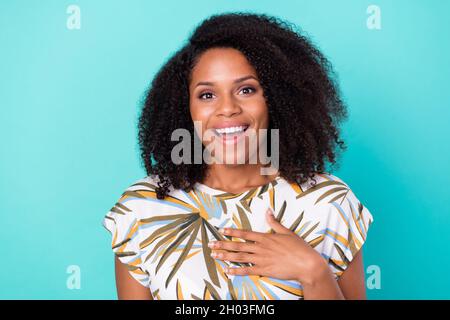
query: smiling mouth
[{"left": 213, "top": 125, "right": 249, "bottom": 137}]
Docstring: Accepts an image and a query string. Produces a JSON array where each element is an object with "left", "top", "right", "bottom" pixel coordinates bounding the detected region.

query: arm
[
  {"left": 114, "top": 256, "right": 154, "bottom": 300},
  {"left": 337, "top": 249, "right": 367, "bottom": 299},
  {"left": 301, "top": 249, "right": 367, "bottom": 300}
]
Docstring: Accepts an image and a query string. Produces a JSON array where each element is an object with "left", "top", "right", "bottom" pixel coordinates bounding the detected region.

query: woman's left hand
[{"left": 208, "top": 207, "right": 330, "bottom": 286}]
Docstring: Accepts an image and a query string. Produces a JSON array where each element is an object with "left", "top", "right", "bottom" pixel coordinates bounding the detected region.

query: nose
[{"left": 216, "top": 94, "right": 242, "bottom": 117}]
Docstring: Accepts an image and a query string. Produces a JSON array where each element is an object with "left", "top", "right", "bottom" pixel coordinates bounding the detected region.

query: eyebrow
[{"left": 194, "top": 75, "right": 259, "bottom": 88}]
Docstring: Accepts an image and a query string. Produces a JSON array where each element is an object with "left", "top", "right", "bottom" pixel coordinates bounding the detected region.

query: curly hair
[{"left": 138, "top": 12, "right": 348, "bottom": 199}]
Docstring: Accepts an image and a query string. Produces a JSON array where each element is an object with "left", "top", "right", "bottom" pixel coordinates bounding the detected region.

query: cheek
[
  {"left": 190, "top": 102, "right": 214, "bottom": 139},
  {"left": 248, "top": 99, "right": 269, "bottom": 128},
  {"left": 190, "top": 103, "right": 213, "bottom": 124}
]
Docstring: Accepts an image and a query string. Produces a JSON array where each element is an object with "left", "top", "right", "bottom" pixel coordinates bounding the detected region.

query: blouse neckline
[{"left": 193, "top": 175, "right": 286, "bottom": 199}]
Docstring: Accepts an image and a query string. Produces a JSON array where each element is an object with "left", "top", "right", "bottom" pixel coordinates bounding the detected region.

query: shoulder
[
  {"left": 102, "top": 175, "right": 164, "bottom": 236},
  {"left": 292, "top": 171, "right": 374, "bottom": 227},
  {"left": 301, "top": 171, "right": 375, "bottom": 241},
  {"left": 295, "top": 172, "right": 375, "bottom": 279},
  {"left": 296, "top": 171, "right": 361, "bottom": 203},
  {"left": 302, "top": 171, "right": 352, "bottom": 189},
  {"left": 118, "top": 174, "right": 189, "bottom": 197},
  {"left": 120, "top": 174, "right": 161, "bottom": 194},
  {"left": 109, "top": 174, "right": 192, "bottom": 219},
  {"left": 102, "top": 175, "right": 157, "bottom": 222}
]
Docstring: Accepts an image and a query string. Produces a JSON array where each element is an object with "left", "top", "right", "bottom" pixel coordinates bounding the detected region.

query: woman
[{"left": 103, "top": 12, "right": 374, "bottom": 300}]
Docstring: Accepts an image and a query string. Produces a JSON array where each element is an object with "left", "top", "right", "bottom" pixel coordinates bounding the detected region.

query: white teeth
[{"left": 215, "top": 126, "right": 247, "bottom": 135}]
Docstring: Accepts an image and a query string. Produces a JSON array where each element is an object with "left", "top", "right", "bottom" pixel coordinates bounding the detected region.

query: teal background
[{"left": 1, "top": 0, "right": 449, "bottom": 299}]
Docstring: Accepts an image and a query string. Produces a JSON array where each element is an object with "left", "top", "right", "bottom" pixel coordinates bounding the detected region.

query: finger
[
  {"left": 266, "top": 208, "right": 293, "bottom": 235},
  {"left": 211, "top": 251, "right": 258, "bottom": 264},
  {"left": 219, "top": 227, "right": 266, "bottom": 243},
  {"left": 225, "top": 265, "right": 263, "bottom": 276},
  {"left": 209, "top": 239, "right": 260, "bottom": 253}
]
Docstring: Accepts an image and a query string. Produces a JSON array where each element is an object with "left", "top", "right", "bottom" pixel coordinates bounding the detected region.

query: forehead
[{"left": 190, "top": 47, "right": 257, "bottom": 82}]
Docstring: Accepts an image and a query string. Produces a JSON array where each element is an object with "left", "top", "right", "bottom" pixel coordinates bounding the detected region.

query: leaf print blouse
[{"left": 102, "top": 172, "right": 374, "bottom": 300}]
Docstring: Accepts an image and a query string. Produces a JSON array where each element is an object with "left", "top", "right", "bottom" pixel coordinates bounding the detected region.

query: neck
[{"left": 202, "top": 163, "right": 279, "bottom": 194}]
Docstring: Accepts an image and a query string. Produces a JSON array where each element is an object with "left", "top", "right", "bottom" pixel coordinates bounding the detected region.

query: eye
[
  {"left": 239, "top": 86, "right": 256, "bottom": 95},
  {"left": 199, "top": 92, "right": 215, "bottom": 100}
]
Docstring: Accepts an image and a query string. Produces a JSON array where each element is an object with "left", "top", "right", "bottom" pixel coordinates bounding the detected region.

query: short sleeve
[
  {"left": 322, "top": 184, "right": 374, "bottom": 280},
  {"left": 102, "top": 191, "right": 151, "bottom": 288}
]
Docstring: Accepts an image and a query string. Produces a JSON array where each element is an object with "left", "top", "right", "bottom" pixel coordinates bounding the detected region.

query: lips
[
  {"left": 211, "top": 121, "right": 249, "bottom": 135},
  {"left": 214, "top": 125, "right": 249, "bottom": 135}
]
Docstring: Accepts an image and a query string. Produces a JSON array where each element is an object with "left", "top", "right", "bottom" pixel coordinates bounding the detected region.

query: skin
[
  {"left": 189, "top": 47, "right": 276, "bottom": 193},
  {"left": 115, "top": 47, "right": 367, "bottom": 300},
  {"left": 115, "top": 256, "right": 153, "bottom": 300}
]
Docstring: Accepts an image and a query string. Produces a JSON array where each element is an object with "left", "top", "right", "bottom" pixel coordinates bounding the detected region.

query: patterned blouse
[{"left": 102, "top": 172, "right": 374, "bottom": 300}]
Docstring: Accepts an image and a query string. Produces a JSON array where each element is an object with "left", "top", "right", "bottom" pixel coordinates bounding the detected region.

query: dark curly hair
[{"left": 138, "top": 12, "right": 348, "bottom": 199}]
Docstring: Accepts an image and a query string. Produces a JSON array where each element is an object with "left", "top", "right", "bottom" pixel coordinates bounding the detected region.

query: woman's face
[{"left": 189, "top": 47, "right": 269, "bottom": 165}]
